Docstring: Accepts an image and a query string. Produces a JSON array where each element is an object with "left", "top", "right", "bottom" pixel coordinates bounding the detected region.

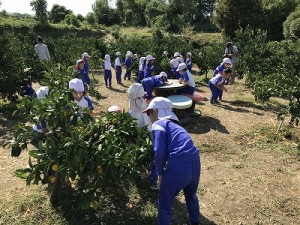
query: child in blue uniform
[
  {"left": 103, "top": 54, "right": 114, "bottom": 88},
  {"left": 142, "top": 72, "right": 168, "bottom": 99},
  {"left": 115, "top": 52, "right": 123, "bottom": 84},
  {"left": 137, "top": 57, "right": 146, "bottom": 83},
  {"left": 144, "top": 55, "right": 157, "bottom": 79},
  {"left": 124, "top": 53, "right": 132, "bottom": 80},
  {"left": 176, "top": 63, "right": 196, "bottom": 95},
  {"left": 186, "top": 52, "right": 192, "bottom": 72},
  {"left": 144, "top": 97, "right": 201, "bottom": 225},
  {"left": 213, "top": 57, "right": 231, "bottom": 77},
  {"left": 74, "top": 59, "right": 90, "bottom": 86},
  {"left": 69, "top": 78, "right": 94, "bottom": 113},
  {"left": 208, "top": 68, "right": 232, "bottom": 105},
  {"left": 81, "top": 52, "right": 91, "bottom": 85}
]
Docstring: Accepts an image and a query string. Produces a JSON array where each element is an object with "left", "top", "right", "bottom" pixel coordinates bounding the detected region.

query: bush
[
  {"left": 7, "top": 66, "right": 152, "bottom": 209},
  {"left": 283, "top": 9, "right": 300, "bottom": 39}
]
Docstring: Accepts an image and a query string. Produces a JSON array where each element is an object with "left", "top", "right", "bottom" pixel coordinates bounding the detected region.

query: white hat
[
  {"left": 116, "top": 51, "right": 121, "bottom": 56},
  {"left": 160, "top": 71, "right": 167, "bottom": 78},
  {"left": 69, "top": 78, "right": 84, "bottom": 93},
  {"left": 128, "top": 83, "right": 146, "bottom": 99},
  {"left": 222, "top": 58, "right": 232, "bottom": 64},
  {"left": 174, "top": 52, "right": 180, "bottom": 57},
  {"left": 76, "top": 59, "right": 84, "bottom": 65},
  {"left": 139, "top": 57, "right": 146, "bottom": 64},
  {"left": 126, "top": 53, "right": 131, "bottom": 58},
  {"left": 146, "top": 55, "right": 155, "bottom": 61},
  {"left": 36, "top": 86, "right": 49, "bottom": 100},
  {"left": 176, "top": 56, "right": 184, "bottom": 63},
  {"left": 187, "top": 52, "right": 192, "bottom": 56},
  {"left": 176, "top": 63, "right": 187, "bottom": 71},
  {"left": 81, "top": 52, "right": 90, "bottom": 59},
  {"left": 108, "top": 105, "right": 122, "bottom": 113},
  {"left": 144, "top": 97, "right": 179, "bottom": 121},
  {"left": 104, "top": 54, "right": 111, "bottom": 60},
  {"left": 128, "top": 52, "right": 133, "bottom": 57}
]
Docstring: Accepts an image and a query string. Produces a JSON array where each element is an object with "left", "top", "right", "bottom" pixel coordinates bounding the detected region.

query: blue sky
[{"left": 1, "top": 0, "right": 116, "bottom": 16}]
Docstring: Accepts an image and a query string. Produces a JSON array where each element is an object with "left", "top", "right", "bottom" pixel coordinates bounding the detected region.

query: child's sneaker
[{"left": 187, "top": 213, "right": 200, "bottom": 225}]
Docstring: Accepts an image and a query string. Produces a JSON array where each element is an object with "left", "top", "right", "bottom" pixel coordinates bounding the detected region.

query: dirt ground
[{"left": 0, "top": 72, "right": 299, "bottom": 225}]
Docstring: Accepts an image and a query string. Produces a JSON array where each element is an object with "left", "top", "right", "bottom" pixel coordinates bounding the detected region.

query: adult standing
[
  {"left": 224, "top": 42, "right": 239, "bottom": 84},
  {"left": 34, "top": 36, "right": 50, "bottom": 61},
  {"left": 144, "top": 97, "right": 201, "bottom": 225}
]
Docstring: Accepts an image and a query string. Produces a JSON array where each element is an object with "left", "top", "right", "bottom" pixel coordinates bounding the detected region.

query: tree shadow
[
  {"left": 173, "top": 199, "right": 217, "bottom": 225},
  {"left": 214, "top": 103, "right": 264, "bottom": 116},
  {"left": 185, "top": 116, "right": 230, "bottom": 135},
  {"left": 222, "top": 100, "right": 285, "bottom": 113}
]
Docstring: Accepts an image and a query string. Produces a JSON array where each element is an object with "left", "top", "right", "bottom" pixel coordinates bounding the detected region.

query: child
[
  {"left": 103, "top": 54, "right": 114, "bottom": 88},
  {"left": 144, "top": 97, "right": 201, "bottom": 225},
  {"left": 176, "top": 63, "right": 196, "bottom": 95},
  {"left": 128, "top": 83, "right": 155, "bottom": 188},
  {"left": 81, "top": 52, "right": 91, "bottom": 85},
  {"left": 186, "top": 52, "right": 192, "bottom": 72},
  {"left": 74, "top": 59, "right": 90, "bottom": 86},
  {"left": 208, "top": 68, "right": 232, "bottom": 105},
  {"left": 115, "top": 52, "right": 123, "bottom": 84},
  {"left": 142, "top": 72, "right": 168, "bottom": 99},
  {"left": 69, "top": 78, "right": 94, "bottom": 112},
  {"left": 169, "top": 58, "right": 179, "bottom": 79},
  {"left": 128, "top": 83, "right": 152, "bottom": 131},
  {"left": 213, "top": 57, "right": 231, "bottom": 77},
  {"left": 124, "top": 53, "right": 132, "bottom": 80},
  {"left": 137, "top": 57, "right": 146, "bottom": 83},
  {"left": 32, "top": 86, "right": 49, "bottom": 134},
  {"left": 144, "top": 55, "right": 157, "bottom": 79},
  {"left": 20, "top": 79, "right": 36, "bottom": 99}
]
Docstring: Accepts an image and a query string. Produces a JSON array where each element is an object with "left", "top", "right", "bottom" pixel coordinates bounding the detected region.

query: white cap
[
  {"left": 222, "top": 57, "right": 232, "bottom": 64},
  {"left": 176, "top": 63, "right": 187, "bottom": 71},
  {"left": 174, "top": 52, "right": 180, "bottom": 57},
  {"left": 116, "top": 51, "right": 121, "bottom": 56},
  {"left": 81, "top": 52, "right": 90, "bottom": 59},
  {"left": 126, "top": 53, "right": 131, "bottom": 58},
  {"left": 143, "top": 97, "right": 179, "bottom": 121},
  {"left": 146, "top": 55, "right": 155, "bottom": 61},
  {"left": 76, "top": 59, "right": 84, "bottom": 65},
  {"left": 159, "top": 71, "right": 167, "bottom": 78},
  {"left": 104, "top": 54, "right": 111, "bottom": 60},
  {"left": 139, "top": 57, "right": 146, "bottom": 64},
  {"left": 108, "top": 105, "right": 122, "bottom": 113},
  {"left": 69, "top": 78, "right": 84, "bottom": 92},
  {"left": 128, "top": 52, "right": 133, "bottom": 57},
  {"left": 36, "top": 86, "right": 49, "bottom": 100},
  {"left": 128, "top": 83, "right": 146, "bottom": 99},
  {"left": 187, "top": 52, "right": 192, "bottom": 56}
]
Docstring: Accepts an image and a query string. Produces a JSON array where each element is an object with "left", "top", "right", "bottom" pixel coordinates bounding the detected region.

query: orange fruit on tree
[
  {"left": 52, "top": 163, "right": 59, "bottom": 171},
  {"left": 96, "top": 165, "right": 104, "bottom": 174},
  {"left": 49, "top": 175, "right": 57, "bottom": 183}
]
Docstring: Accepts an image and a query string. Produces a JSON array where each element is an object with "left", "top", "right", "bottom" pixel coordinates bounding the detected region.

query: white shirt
[
  {"left": 104, "top": 60, "right": 112, "bottom": 70},
  {"left": 115, "top": 57, "right": 121, "bottom": 66},
  {"left": 34, "top": 44, "right": 50, "bottom": 61},
  {"left": 185, "top": 70, "right": 195, "bottom": 88}
]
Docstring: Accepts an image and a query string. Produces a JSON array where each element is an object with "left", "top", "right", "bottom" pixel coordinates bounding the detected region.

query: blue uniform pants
[
  {"left": 218, "top": 89, "right": 223, "bottom": 100},
  {"left": 137, "top": 71, "right": 144, "bottom": 83},
  {"left": 176, "top": 86, "right": 195, "bottom": 95},
  {"left": 142, "top": 79, "right": 155, "bottom": 99},
  {"left": 116, "top": 66, "right": 122, "bottom": 84},
  {"left": 124, "top": 67, "right": 131, "bottom": 80},
  {"left": 158, "top": 159, "right": 201, "bottom": 225},
  {"left": 208, "top": 81, "right": 219, "bottom": 104},
  {"left": 104, "top": 69, "right": 112, "bottom": 87},
  {"left": 187, "top": 65, "right": 192, "bottom": 72}
]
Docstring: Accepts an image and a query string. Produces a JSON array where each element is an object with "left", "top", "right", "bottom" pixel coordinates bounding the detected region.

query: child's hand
[{"left": 178, "top": 78, "right": 183, "bottom": 83}]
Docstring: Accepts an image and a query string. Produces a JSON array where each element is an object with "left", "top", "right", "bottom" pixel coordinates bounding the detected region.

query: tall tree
[
  {"left": 213, "top": 0, "right": 263, "bottom": 38},
  {"left": 49, "top": 4, "right": 72, "bottom": 23},
  {"left": 30, "top": 0, "right": 48, "bottom": 25},
  {"left": 93, "top": 0, "right": 117, "bottom": 25}
]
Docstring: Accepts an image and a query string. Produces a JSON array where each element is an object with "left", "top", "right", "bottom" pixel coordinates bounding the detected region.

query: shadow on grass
[
  {"left": 215, "top": 103, "right": 264, "bottom": 116},
  {"left": 222, "top": 100, "right": 285, "bottom": 113},
  {"left": 51, "top": 179, "right": 216, "bottom": 225},
  {"left": 186, "top": 115, "right": 229, "bottom": 135}
]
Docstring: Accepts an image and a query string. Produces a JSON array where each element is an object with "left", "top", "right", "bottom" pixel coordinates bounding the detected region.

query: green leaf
[{"left": 28, "top": 150, "right": 44, "bottom": 159}]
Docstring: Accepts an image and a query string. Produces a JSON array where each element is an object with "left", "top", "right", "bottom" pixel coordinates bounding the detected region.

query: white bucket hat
[
  {"left": 144, "top": 97, "right": 179, "bottom": 122},
  {"left": 69, "top": 78, "right": 84, "bottom": 92}
]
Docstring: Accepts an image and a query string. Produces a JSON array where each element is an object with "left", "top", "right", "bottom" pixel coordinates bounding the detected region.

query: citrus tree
[{"left": 7, "top": 65, "right": 152, "bottom": 209}]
